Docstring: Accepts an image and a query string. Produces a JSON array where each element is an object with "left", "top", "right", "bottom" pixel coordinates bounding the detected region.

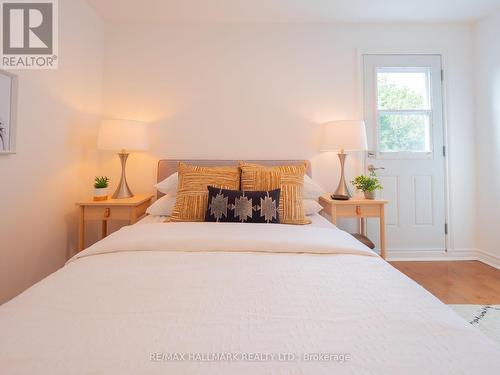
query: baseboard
[
  {"left": 386, "top": 248, "right": 477, "bottom": 261},
  {"left": 386, "top": 248, "right": 500, "bottom": 270},
  {"left": 477, "top": 250, "right": 500, "bottom": 270}
]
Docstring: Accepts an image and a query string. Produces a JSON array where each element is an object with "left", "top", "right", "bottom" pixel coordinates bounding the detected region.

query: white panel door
[{"left": 363, "top": 54, "right": 446, "bottom": 253}]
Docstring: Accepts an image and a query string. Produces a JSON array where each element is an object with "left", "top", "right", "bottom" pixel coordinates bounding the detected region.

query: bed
[{"left": 1, "top": 160, "right": 499, "bottom": 374}]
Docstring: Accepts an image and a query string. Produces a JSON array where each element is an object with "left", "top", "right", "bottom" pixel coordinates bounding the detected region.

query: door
[{"left": 363, "top": 54, "right": 446, "bottom": 253}]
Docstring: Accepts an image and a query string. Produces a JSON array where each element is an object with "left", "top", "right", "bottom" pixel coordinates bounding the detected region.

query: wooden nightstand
[
  {"left": 76, "top": 194, "right": 153, "bottom": 251},
  {"left": 319, "top": 194, "right": 388, "bottom": 259}
]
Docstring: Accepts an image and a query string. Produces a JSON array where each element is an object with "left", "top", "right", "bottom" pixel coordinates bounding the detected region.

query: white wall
[
  {"left": 474, "top": 12, "right": 500, "bottom": 264},
  {"left": 101, "top": 22, "right": 476, "bottom": 252},
  {"left": 0, "top": 0, "right": 103, "bottom": 304}
]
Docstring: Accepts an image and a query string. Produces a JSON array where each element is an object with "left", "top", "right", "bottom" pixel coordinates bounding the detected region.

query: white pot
[
  {"left": 363, "top": 191, "right": 375, "bottom": 199},
  {"left": 93, "top": 187, "right": 109, "bottom": 201}
]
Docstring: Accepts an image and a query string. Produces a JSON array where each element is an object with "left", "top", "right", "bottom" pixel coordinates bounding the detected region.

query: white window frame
[{"left": 374, "top": 67, "right": 434, "bottom": 160}]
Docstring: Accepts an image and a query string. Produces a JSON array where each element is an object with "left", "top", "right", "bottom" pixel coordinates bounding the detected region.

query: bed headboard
[{"left": 156, "top": 159, "right": 312, "bottom": 198}]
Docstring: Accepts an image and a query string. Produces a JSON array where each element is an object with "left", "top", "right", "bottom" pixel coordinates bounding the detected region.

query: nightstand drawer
[
  {"left": 336, "top": 204, "right": 381, "bottom": 218},
  {"left": 84, "top": 206, "right": 133, "bottom": 221}
]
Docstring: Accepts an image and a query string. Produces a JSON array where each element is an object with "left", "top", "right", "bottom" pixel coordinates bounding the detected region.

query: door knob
[{"left": 367, "top": 164, "right": 385, "bottom": 173}]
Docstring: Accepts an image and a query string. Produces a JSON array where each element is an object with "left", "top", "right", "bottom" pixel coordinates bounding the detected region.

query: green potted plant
[
  {"left": 93, "top": 176, "right": 110, "bottom": 201},
  {"left": 351, "top": 172, "right": 383, "bottom": 199}
]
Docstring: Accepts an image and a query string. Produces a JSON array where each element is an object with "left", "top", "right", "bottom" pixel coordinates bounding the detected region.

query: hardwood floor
[{"left": 390, "top": 261, "right": 500, "bottom": 304}]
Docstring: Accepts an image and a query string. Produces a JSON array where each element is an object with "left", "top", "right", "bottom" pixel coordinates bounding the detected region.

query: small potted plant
[
  {"left": 351, "top": 172, "right": 383, "bottom": 199},
  {"left": 93, "top": 176, "right": 110, "bottom": 201}
]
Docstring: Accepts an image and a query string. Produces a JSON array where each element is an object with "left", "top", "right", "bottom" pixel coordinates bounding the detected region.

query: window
[{"left": 375, "top": 68, "right": 432, "bottom": 154}]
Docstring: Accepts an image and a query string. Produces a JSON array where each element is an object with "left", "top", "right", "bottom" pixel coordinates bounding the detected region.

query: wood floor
[{"left": 390, "top": 261, "right": 500, "bottom": 305}]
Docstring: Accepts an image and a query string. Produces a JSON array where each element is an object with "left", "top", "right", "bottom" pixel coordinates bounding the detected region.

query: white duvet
[{"left": 1, "top": 219, "right": 499, "bottom": 374}]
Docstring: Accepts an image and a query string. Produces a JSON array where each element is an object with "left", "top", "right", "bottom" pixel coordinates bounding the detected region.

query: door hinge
[
  {"left": 441, "top": 69, "right": 444, "bottom": 81},
  {"left": 444, "top": 223, "right": 448, "bottom": 235},
  {"left": 442, "top": 145, "right": 446, "bottom": 157}
]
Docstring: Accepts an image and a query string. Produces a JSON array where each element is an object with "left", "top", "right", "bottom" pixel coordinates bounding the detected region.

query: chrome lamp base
[
  {"left": 112, "top": 152, "right": 133, "bottom": 199},
  {"left": 331, "top": 151, "right": 351, "bottom": 200}
]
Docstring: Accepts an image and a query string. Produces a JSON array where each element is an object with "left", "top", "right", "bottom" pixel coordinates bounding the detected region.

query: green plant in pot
[
  {"left": 94, "top": 176, "right": 110, "bottom": 201},
  {"left": 351, "top": 172, "right": 383, "bottom": 199}
]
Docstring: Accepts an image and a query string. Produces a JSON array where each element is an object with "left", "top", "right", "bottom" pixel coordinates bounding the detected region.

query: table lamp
[
  {"left": 320, "top": 120, "right": 367, "bottom": 200},
  {"left": 97, "top": 119, "right": 149, "bottom": 199}
]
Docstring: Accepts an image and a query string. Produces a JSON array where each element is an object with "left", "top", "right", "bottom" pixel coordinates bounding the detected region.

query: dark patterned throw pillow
[{"left": 205, "top": 186, "right": 280, "bottom": 223}]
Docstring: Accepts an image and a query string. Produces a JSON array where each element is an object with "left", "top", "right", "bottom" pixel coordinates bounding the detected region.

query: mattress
[{"left": 1, "top": 220, "right": 499, "bottom": 374}]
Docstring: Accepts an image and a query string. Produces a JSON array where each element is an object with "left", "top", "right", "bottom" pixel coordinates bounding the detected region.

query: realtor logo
[{"left": 1, "top": 0, "right": 58, "bottom": 69}]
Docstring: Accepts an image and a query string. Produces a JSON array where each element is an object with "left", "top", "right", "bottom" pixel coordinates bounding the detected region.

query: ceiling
[{"left": 85, "top": 0, "right": 500, "bottom": 23}]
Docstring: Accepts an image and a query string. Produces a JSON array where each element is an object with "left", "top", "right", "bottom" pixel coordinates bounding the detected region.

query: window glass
[
  {"left": 377, "top": 70, "right": 430, "bottom": 110},
  {"left": 378, "top": 113, "right": 431, "bottom": 152},
  {"left": 376, "top": 68, "right": 432, "bottom": 153}
]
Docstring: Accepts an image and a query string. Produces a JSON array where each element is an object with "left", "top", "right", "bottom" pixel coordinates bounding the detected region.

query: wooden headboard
[{"left": 156, "top": 159, "right": 312, "bottom": 198}]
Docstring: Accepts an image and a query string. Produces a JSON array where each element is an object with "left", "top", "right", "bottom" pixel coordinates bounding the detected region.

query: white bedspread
[{"left": 1, "top": 221, "right": 499, "bottom": 374}]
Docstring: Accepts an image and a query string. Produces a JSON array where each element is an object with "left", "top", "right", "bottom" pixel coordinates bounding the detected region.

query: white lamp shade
[
  {"left": 320, "top": 120, "right": 368, "bottom": 152},
  {"left": 97, "top": 119, "right": 149, "bottom": 152}
]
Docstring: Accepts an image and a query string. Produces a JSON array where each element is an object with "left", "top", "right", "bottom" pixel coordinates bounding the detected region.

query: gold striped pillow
[
  {"left": 240, "top": 162, "right": 311, "bottom": 225},
  {"left": 170, "top": 163, "right": 241, "bottom": 222}
]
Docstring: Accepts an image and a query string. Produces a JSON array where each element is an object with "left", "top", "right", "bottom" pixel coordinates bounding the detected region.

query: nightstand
[
  {"left": 76, "top": 194, "right": 153, "bottom": 251},
  {"left": 319, "top": 194, "right": 388, "bottom": 259}
]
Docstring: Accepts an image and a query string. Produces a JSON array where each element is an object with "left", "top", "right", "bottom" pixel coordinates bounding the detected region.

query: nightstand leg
[
  {"left": 130, "top": 208, "right": 138, "bottom": 224},
  {"left": 78, "top": 206, "right": 85, "bottom": 252},
  {"left": 360, "top": 218, "right": 366, "bottom": 236},
  {"left": 331, "top": 206, "right": 337, "bottom": 225},
  {"left": 380, "top": 206, "right": 386, "bottom": 259},
  {"left": 101, "top": 220, "right": 107, "bottom": 239}
]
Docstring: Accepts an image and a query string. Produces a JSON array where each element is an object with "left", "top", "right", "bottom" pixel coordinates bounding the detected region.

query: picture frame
[{"left": 0, "top": 69, "right": 18, "bottom": 154}]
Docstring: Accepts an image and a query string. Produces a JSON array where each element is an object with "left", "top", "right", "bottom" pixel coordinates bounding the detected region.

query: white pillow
[
  {"left": 146, "top": 195, "right": 176, "bottom": 216},
  {"left": 304, "top": 199, "right": 323, "bottom": 216},
  {"left": 147, "top": 196, "right": 321, "bottom": 217},
  {"left": 154, "top": 172, "right": 178, "bottom": 196},
  {"left": 303, "top": 175, "right": 326, "bottom": 200}
]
